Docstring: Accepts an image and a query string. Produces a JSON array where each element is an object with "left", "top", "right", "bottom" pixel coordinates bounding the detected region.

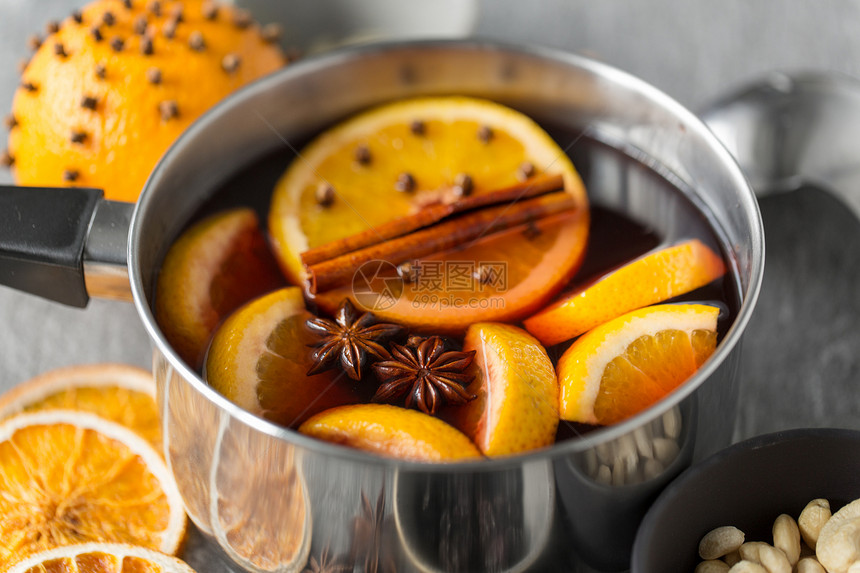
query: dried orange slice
[
  {"left": 299, "top": 404, "right": 482, "bottom": 462},
  {"left": 209, "top": 419, "right": 311, "bottom": 572},
  {"left": 447, "top": 323, "right": 558, "bottom": 456},
  {"left": 524, "top": 239, "right": 726, "bottom": 346},
  {"left": 557, "top": 303, "right": 720, "bottom": 425},
  {"left": 268, "top": 96, "right": 589, "bottom": 333},
  {"left": 205, "top": 287, "right": 359, "bottom": 428},
  {"left": 0, "top": 363, "right": 160, "bottom": 450},
  {"left": 5, "top": 543, "right": 198, "bottom": 573},
  {"left": 162, "top": 365, "right": 219, "bottom": 536},
  {"left": 0, "top": 411, "right": 186, "bottom": 566},
  {"left": 156, "top": 207, "right": 285, "bottom": 370}
]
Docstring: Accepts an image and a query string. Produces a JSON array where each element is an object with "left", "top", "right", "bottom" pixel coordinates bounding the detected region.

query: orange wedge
[
  {"left": 268, "top": 96, "right": 589, "bottom": 333},
  {"left": 0, "top": 363, "right": 160, "bottom": 450},
  {"left": 447, "top": 323, "right": 558, "bottom": 456},
  {"left": 0, "top": 411, "right": 186, "bottom": 566},
  {"left": 557, "top": 303, "right": 719, "bottom": 425},
  {"left": 298, "top": 404, "right": 482, "bottom": 462},
  {"left": 5, "top": 543, "right": 198, "bottom": 573},
  {"left": 524, "top": 239, "right": 726, "bottom": 346},
  {"left": 205, "top": 287, "right": 359, "bottom": 428},
  {"left": 155, "top": 207, "right": 285, "bottom": 370}
]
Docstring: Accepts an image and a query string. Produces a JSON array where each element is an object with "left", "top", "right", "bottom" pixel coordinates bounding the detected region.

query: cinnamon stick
[
  {"left": 300, "top": 173, "right": 564, "bottom": 267},
  {"left": 306, "top": 190, "right": 578, "bottom": 294}
]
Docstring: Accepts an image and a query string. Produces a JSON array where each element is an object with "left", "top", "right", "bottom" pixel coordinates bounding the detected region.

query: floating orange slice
[
  {"left": 557, "top": 303, "right": 719, "bottom": 425},
  {"left": 0, "top": 411, "right": 186, "bottom": 567},
  {"left": 205, "top": 287, "right": 359, "bottom": 428},
  {"left": 447, "top": 323, "right": 558, "bottom": 456},
  {"left": 5, "top": 543, "right": 198, "bottom": 573},
  {"left": 524, "top": 239, "right": 726, "bottom": 346},
  {"left": 299, "top": 404, "right": 482, "bottom": 462},
  {"left": 0, "top": 363, "right": 160, "bottom": 450},
  {"left": 155, "top": 207, "right": 285, "bottom": 370},
  {"left": 268, "top": 96, "right": 589, "bottom": 333}
]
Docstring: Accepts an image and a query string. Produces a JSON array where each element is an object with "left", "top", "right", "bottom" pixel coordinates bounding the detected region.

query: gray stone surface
[{"left": 1, "top": 1, "right": 859, "bottom": 571}]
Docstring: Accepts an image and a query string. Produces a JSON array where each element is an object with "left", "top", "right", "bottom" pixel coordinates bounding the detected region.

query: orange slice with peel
[
  {"left": 0, "top": 363, "right": 160, "bottom": 450},
  {"left": 557, "top": 303, "right": 719, "bottom": 425},
  {"left": 298, "top": 404, "right": 482, "bottom": 462},
  {"left": 205, "top": 287, "right": 359, "bottom": 428},
  {"left": 5, "top": 543, "right": 198, "bottom": 573},
  {"left": 155, "top": 207, "right": 285, "bottom": 370},
  {"left": 524, "top": 239, "right": 725, "bottom": 346},
  {"left": 446, "top": 323, "right": 558, "bottom": 456},
  {"left": 268, "top": 96, "right": 589, "bottom": 333},
  {"left": 0, "top": 411, "right": 186, "bottom": 566}
]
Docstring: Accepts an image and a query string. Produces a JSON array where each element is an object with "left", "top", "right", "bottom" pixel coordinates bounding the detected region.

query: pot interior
[{"left": 129, "top": 40, "right": 764, "bottom": 572}]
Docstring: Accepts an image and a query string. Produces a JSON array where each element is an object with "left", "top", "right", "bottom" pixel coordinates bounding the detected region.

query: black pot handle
[{"left": 0, "top": 185, "right": 104, "bottom": 307}]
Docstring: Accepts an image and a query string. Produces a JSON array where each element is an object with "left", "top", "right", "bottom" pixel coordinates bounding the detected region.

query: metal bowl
[
  {"left": 632, "top": 428, "right": 860, "bottom": 572},
  {"left": 123, "top": 40, "right": 763, "bottom": 572}
]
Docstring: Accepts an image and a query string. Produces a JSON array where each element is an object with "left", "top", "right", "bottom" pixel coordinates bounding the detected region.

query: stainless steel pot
[{"left": 0, "top": 40, "right": 763, "bottom": 572}]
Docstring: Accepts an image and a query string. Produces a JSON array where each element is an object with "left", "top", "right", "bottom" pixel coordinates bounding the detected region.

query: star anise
[
  {"left": 306, "top": 299, "right": 404, "bottom": 380},
  {"left": 372, "top": 336, "right": 476, "bottom": 415},
  {"left": 350, "top": 490, "right": 397, "bottom": 573},
  {"left": 302, "top": 546, "right": 351, "bottom": 573}
]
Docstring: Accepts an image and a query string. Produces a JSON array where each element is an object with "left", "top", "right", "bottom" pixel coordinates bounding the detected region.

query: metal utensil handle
[
  {"left": 701, "top": 71, "right": 860, "bottom": 222},
  {"left": 0, "top": 185, "right": 133, "bottom": 306}
]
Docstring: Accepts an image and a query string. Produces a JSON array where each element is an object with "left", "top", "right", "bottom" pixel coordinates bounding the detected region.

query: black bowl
[{"left": 631, "top": 428, "right": 860, "bottom": 572}]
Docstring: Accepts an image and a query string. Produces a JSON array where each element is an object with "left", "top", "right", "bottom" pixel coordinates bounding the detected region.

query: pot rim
[{"left": 129, "top": 38, "right": 764, "bottom": 471}]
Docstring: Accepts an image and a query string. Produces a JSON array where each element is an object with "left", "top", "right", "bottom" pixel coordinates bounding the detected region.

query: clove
[
  {"left": 395, "top": 172, "right": 416, "bottom": 193},
  {"left": 140, "top": 36, "right": 154, "bottom": 55},
  {"left": 202, "top": 3, "right": 218, "bottom": 20},
  {"left": 316, "top": 182, "right": 336, "bottom": 207},
  {"left": 232, "top": 9, "right": 252, "bottom": 29},
  {"left": 354, "top": 144, "right": 371, "bottom": 165},
  {"left": 410, "top": 119, "right": 426, "bottom": 136},
  {"left": 221, "top": 53, "right": 240, "bottom": 73},
  {"left": 452, "top": 173, "right": 474, "bottom": 198},
  {"left": 80, "top": 96, "right": 98, "bottom": 110},
  {"left": 133, "top": 15, "right": 148, "bottom": 35},
  {"left": 188, "top": 31, "right": 205, "bottom": 51},
  {"left": 146, "top": 67, "right": 162, "bottom": 85},
  {"left": 159, "top": 100, "right": 179, "bottom": 121},
  {"left": 260, "top": 23, "right": 281, "bottom": 43},
  {"left": 477, "top": 124, "right": 493, "bottom": 143},
  {"left": 517, "top": 161, "right": 535, "bottom": 181}
]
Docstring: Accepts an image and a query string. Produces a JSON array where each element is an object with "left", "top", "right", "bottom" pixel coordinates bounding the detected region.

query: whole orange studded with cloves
[{"left": 4, "top": 0, "right": 286, "bottom": 203}]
